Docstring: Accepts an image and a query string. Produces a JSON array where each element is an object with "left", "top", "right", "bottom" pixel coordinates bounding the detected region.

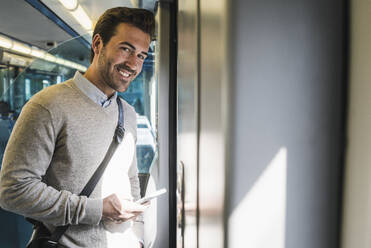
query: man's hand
[{"left": 102, "top": 194, "right": 147, "bottom": 223}]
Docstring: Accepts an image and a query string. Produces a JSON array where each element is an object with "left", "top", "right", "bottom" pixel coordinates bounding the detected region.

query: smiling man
[
  {"left": 86, "top": 18, "right": 151, "bottom": 96},
  {"left": 0, "top": 7, "right": 155, "bottom": 248}
]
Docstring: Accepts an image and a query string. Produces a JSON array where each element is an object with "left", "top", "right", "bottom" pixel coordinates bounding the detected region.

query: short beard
[
  {"left": 97, "top": 48, "right": 114, "bottom": 87},
  {"left": 97, "top": 46, "right": 134, "bottom": 93}
]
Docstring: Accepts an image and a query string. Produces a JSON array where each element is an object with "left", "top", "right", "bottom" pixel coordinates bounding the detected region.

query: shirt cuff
[{"left": 81, "top": 197, "right": 103, "bottom": 225}]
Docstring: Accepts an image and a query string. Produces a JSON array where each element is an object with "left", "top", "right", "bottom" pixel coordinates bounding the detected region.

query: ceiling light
[
  {"left": 44, "top": 53, "right": 57, "bottom": 63},
  {"left": 0, "top": 35, "right": 13, "bottom": 49},
  {"left": 64, "top": 61, "right": 76, "bottom": 70},
  {"left": 58, "top": 0, "right": 78, "bottom": 10},
  {"left": 31, "top": 47, "right": 46, "bottom": 59},
  {"left": 77, "top": 65, "right": 87, "bottom": 71},
  {"left": 12, "top": 41, "right": 31, "bottom": 55},
  {"left": 55, "top": 57, "right": 66, "bottom": 65},
  {"left": 2, "top": 52, "right": 30, "bottom": 67},
  {"left": 64, "top": 61, "right": 74, "bottom": 68},
  {"left": 70, "top": 5, "right": 92, "bottom": 30},
  {"left": 70, "top": 62, "right": 79, "bottom": 69},
  {"left": 71, "top": 62, "right": 81, "bottom": 70},
  {"left": 0, "top": 34, "right": 87, "bottom": 72}
]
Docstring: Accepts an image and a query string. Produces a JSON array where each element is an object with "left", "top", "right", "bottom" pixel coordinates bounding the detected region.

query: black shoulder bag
[{"left": 26, "top": 97, "right": 125, "bottom": 248}]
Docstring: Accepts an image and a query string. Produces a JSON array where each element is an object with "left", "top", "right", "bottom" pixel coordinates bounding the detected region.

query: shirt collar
[{"left": 73, "top": 71, "right": 117, "bottom": 108}]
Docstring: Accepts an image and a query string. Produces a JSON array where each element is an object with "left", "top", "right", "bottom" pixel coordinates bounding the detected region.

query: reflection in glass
[
  {"left": 0, "top": 35, "right": 158, "bottom": 178},
  {"left": 120, "top": 42, "right": 157, "bottom": 174},
  {"left": 0, "top": 37, "right": 158, "bottom": 245}
]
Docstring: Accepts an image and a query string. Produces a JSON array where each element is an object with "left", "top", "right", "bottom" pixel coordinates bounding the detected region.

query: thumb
[
  {"left": 112, "top": 195, "right": 122, "bottom": 213},
  {"left": 121, "top": 199, "right": 148, "bottom": 212}
]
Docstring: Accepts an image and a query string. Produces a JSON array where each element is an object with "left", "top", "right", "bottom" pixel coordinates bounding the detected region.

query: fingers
[
  {"left": 113, "top": 203, "right": 147, "bottom": 222},
  {"left": 119, "top": 210, "right": 136, "bottom": 219},
  {"left": 117, "top": 212, "right": 136, "bottom": 220},
  {"left": 104, "top": 216, "right": 116, "bottom": 222},
  {"left": 102, "top": 195, "right": 149, "bottom": 224},
  {"left": 121, "top": 199, "right": 149, "bottom": 212},
  {"left": 112, "top": 212, "right": 138, "bottom": 223},
  {"left": 111, "top": 196, "right": 122, "bottom": 213},
  {"left": 102, "top": 194, "right": 123, "bottom": 220}
]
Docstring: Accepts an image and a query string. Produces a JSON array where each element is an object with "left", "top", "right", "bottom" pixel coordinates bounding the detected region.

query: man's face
[{"left": 97, "top": 23, "right": 151, "bottom": 93}]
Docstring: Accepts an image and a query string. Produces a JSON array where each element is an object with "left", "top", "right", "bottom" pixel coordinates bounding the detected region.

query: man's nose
[{"left": 125, "top": 54, "right": 138, "bottom": 70}]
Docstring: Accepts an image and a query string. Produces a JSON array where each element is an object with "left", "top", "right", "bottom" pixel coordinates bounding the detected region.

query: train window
[
  {"left": 120, "top": 42, "right": 157, "bottom": 175},
  {"left": 0, "top": 34, "right": 158, "bottom": 182},
  {"left": 0, "top": 2, "right": 160, "bottom": 247},
  {"left": 0, "top": 34, "right": 160, "bottom": 245},
  {"left": 25, "top": 79, "right": 31, "bottom": 100}
]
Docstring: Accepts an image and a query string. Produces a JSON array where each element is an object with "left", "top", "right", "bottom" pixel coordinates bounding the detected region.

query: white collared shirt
[{"left": 73, "top": 71, "right": 117, "bottom": 108}]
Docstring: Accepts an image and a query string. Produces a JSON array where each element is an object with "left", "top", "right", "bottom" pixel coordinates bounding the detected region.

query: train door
[
  {"left": 0, "top": 1, "right": 177, "bottom": 247},
  {"left": 176, "top": 0, "right": 198, "bottom": 247},
  {"left": 177, "top": 0, "right": 229, "bottom": 247}
]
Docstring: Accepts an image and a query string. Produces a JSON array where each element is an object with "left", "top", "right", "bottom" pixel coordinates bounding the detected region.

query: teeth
[{"left": 119, "top": 70, "right": 130, "bottom": 78}]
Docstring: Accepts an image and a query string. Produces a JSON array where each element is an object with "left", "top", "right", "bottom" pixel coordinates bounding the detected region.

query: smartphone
[{"left": 136, "top": 188, "right": 167, "bottom": 204}]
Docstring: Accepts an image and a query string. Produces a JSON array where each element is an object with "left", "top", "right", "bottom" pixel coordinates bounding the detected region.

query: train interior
[{"left": 0, "top": 0, "right": 370, "bottom": 248}]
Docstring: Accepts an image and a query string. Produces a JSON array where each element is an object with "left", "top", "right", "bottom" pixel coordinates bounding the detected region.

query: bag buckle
[
  {"left": 43, "top": 240, "right": 58, "bottom": 248},
  {"left": 115, "top": 124, "right": 125, "bottom": 144}
]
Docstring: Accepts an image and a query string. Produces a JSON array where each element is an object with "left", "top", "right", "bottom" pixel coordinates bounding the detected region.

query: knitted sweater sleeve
[{"left": 0, "top": 102, "right": 102, "bottom": 226}]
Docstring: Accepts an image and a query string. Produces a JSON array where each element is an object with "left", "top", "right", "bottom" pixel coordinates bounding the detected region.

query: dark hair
[{"left": 90, "top": 7, "right": 155, "bottom": 63}]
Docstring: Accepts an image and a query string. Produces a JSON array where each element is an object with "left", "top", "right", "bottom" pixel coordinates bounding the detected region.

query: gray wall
[{"left": 227, "top": 0, "right": 346, "bottom": 247}]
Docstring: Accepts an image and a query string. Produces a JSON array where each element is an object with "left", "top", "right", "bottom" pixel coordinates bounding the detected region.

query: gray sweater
[{"left": 0, "top": 79, "right": 142, "bottom": 247}]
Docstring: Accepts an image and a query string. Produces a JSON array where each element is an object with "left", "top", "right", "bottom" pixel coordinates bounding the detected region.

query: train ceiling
[{"left": 0, "top": 0, "right": 155, "bottom": 65}]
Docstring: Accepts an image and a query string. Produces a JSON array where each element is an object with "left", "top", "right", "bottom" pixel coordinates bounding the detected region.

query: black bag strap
[{"left": 49, "top": 96, "right": 125, "bottom": 243}]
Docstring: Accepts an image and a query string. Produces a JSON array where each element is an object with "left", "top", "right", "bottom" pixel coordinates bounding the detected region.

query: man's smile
[{"left": 116, "top": 65, "right": 136, "bottom": 80}]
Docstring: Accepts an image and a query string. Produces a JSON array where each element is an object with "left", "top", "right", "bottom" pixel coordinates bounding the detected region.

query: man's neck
[{"left": 83, "top": 66, "right": 115, "bottom": 98}]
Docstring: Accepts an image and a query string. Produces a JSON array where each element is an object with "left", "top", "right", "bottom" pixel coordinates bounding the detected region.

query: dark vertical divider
[
  {"left": 168, "top": 0, "right": 178, "bottom": 247},
  {"left": 337, "top": 1, "right": 350, "bottom": 247}
]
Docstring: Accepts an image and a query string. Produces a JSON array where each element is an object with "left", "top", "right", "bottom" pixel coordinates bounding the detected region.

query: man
[{"left": 0, "top": 7, "right": 155, "bottom": 248}]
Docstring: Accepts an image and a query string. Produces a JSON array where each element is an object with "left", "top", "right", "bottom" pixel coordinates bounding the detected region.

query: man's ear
[{"left": 91, "top": 34, "right": 103, "bottom": 55}]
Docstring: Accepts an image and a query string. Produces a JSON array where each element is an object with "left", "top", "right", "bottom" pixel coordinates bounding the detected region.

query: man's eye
[
  {"left": 121, "top": 47, "right": 130, "bottom": 52},
  {"left": 138, "top": 54, "right": 146, "bottom": 60}
]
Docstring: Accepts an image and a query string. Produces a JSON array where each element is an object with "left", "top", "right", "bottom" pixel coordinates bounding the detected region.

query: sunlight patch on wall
[{"left": 229, "top": 147, "right": 287, "bottom": 248}]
